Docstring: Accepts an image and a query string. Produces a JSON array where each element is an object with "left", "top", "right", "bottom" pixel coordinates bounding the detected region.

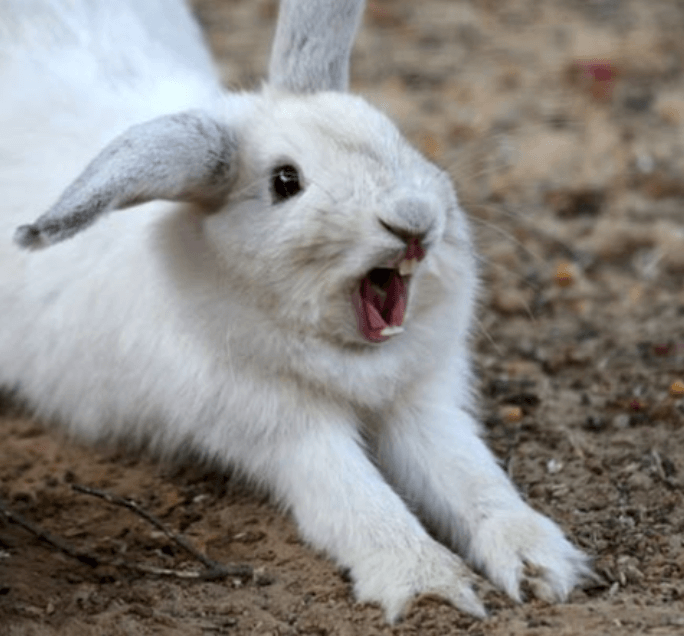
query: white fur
[{"left": 0, "top": 0, "right": 589, "bottom": 622}]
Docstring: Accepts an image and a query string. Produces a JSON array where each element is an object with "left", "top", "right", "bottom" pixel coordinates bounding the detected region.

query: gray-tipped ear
[
  {"left": 15, "top": 111, "right": 237, "bottom": 250},
  {"left": 268, "top": 0, "right": 366, "bottom": 94}
]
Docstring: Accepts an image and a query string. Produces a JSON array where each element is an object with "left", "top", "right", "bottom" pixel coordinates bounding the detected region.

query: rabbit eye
[{"left": 271, "top": 164, "right": 302, "bottom": 203}]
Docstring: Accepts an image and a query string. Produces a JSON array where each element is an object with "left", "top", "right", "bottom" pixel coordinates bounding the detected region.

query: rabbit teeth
[
  {"left": 380, "top": 325, "right": 405, "bottom": 337},
  {"left": 398, "top": 258, "right": 419, "bottom": 277}
]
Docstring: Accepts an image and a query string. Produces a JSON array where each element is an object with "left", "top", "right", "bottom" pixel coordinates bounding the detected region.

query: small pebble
[
  {"left": 501, "top": 405, "right": 523, "bottom": 423},
  {"left": 555, "top": 261, "right": 575, "bottom": 287},
  {"left": 613, "top": 414, "right": 631, "bottom": 429},
  {"left": 547, "top": 458, "right": 563, "bottom": 474},
  {"left": 669, "top": 380, "right": 684, "bottom": 397}
]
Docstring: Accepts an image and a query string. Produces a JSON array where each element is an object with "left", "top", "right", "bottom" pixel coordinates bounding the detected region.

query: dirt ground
[{"left": 2, "top": 0, "right": 684, "bottom": 634}]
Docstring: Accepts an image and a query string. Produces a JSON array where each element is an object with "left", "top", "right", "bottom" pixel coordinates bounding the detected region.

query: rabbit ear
[
  {"left": 14, "top": 111, "right": 238, "bottom": 250},
  {"left": 268, "top": 0, "right": 366, "bottom": 93}
]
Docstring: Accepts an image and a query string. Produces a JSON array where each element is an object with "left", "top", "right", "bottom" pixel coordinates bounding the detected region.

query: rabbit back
[
  {"left": 0, "top": 0, "right": 218, "bottom": 93},
  {"left": 0, "top": 0, "right": 223, "bottom": 436},
  {"left": 0, "top": 0, "right": 222, "bottom": 184}
]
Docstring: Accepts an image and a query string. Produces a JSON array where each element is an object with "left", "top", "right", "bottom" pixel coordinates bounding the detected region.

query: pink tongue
[{"left": 357, "top": 271, "right": 407, "bottom": 342}]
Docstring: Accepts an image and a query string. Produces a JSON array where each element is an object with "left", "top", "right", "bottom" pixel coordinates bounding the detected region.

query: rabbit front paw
[
  {"left": 468, "top": 506, "right": 590, "bottom": 603},
  {"left": 352, "top": 538, "right": 486, "bottom": 623}
]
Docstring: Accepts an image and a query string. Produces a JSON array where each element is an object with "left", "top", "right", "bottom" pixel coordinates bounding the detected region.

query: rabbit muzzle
[{"left": 352, "top": 238, "right": 426, "bottom": 343}]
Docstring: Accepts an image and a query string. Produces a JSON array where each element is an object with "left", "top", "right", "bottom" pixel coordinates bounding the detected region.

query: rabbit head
[{"left": 204, "top": 89, "right": 464, "bottom": 347}]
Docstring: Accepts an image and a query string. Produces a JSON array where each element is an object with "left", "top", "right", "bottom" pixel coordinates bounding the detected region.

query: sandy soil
[{"left": 2, "top": 0, "right": 684, "bottom": 634}]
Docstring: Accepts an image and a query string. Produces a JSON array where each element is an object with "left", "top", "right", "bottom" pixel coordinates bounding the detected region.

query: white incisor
[{"left": 0, "top": 0, "right": 590, "bottom": 622}]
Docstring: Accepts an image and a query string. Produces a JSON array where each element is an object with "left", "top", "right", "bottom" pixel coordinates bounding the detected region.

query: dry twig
[
  {"left": 71, "top": 484, "right": 253, "bottom": 580},
  {"left": 0, "top": 486, "right": 253, "bottom": 582},
  {"left": 0, "top": 497, "right": 98, "bottom": 568}
]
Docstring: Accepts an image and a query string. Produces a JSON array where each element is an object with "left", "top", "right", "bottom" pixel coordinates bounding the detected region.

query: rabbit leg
[
  {"left": 256, "top": 415, "right": 485, "bottom": 623},
  {"left": 375, "top": 395, "right": 590, "bottom": 604}
]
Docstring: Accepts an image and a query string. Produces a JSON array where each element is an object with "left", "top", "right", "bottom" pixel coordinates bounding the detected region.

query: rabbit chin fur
[{"left": 0, "top": 0, "right": 590, "bottom": 623}]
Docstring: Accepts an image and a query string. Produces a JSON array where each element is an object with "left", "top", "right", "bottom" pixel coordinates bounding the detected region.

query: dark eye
[{"left": 270, "top": 164, "right": 302, "bottom": 203}]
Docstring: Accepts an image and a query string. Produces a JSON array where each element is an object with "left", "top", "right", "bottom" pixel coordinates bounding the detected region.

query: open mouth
[{"left": 352, "top": 255, "right": 421, "bottom": 343}]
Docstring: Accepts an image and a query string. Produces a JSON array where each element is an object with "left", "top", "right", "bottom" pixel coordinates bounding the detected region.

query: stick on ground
[
  {"left": 0, "top": 486, "right": 253, "bottom": 582},
  {"left": 0, "top": 497, "right": 99, "bottom": 568},
  {"left": 71, "top": 483, "right": 253, "bottom": 580}
]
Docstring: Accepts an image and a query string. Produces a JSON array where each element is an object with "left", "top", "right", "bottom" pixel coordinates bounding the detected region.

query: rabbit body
[{"left": 0, "top": 0, "right": 588, "bottom": 622}]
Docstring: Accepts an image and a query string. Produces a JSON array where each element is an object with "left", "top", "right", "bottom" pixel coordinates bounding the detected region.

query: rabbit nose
[
  {"left": 378, "top": 196, "right": 436, "bottom": 254},
  {"left": 378, "top": 219, "right": 427, "bottom": 262}
]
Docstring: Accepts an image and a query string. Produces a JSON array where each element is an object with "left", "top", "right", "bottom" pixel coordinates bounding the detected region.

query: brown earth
[{"left": 2, "top": 0, "right": 684, "bottom": 634}]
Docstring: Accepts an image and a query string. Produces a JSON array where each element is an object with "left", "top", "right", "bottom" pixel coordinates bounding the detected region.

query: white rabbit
[{"left": 0, "top": 0, "right": 590, "bottom": 622}]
